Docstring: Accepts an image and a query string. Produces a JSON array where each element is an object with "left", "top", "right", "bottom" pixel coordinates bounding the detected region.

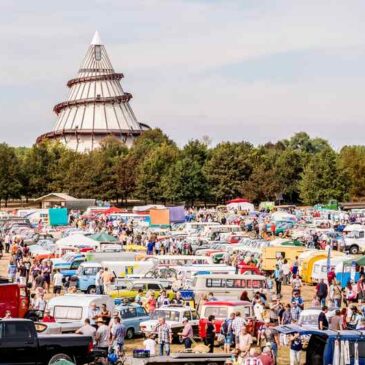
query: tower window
[{"left": 95, "top": 45, "right": 101, "bottom": 61}]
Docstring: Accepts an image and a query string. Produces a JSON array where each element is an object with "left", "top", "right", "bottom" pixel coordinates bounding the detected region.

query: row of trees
[{"left": 0, "top": 129, "right": 363, "bottom": 206}]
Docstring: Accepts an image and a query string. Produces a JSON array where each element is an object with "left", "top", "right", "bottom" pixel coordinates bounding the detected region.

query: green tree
[
  {"left": 0, "top": 143, "right": 22, "bottom": 206},
  {"left": 338, "top": 146, "right": 365, "bottom": 199},
  {"left": 135, "top": 143, "right": 179, "bottom": 202},
  {"left": 204, "top": 142, "right": 253, "bottom": 203},
  {"left": 299, "top": 148, "right": 349, "bottom": 205}
]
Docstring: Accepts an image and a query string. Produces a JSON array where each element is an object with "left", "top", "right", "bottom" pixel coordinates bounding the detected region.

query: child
[{"left": 143, "top": 333, "right": 156, "bottom": 356}]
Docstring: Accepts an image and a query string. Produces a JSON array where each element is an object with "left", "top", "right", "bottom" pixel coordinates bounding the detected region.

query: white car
[
  {"left": 139, "top": 305, "right": 199, "bottom": 341},
  {"left": 298, "top": 307, "right": 336, "bottom": 329}
]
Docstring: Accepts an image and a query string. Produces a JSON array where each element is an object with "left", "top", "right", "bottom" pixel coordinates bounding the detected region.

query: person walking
[
  {"left": 53, "top": 269, "right": 63, "bottom": 296},
  {"left": 154, "top": 317, "right": 172, "bottom": 356},
  {"left": 316, "top": 279, "right": 328, "bottom": 306},
  {"left": 95, "top": 268, "right": 104, "bottom": 295},
  {"left": 178, "top": 317, "right": 194, "bottom": 350},
  {"left": 318, "top": 306, "right": 329, "bottom": 330},
  {"left": 273, "top": 265, "right": 283, "bottom": 296},
  {"left": 289, "top": 333, "right": 302, "bottom": 365},
  {"left": 111, "top": 316, "right": 126, "bottom": 355},
  {"left": 205, "top": 315, "right": 216, "bottom": 353}
]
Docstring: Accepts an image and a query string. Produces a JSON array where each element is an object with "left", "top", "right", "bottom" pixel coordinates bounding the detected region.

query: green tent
[
  {"left": 343, "top": 256, "right": 365, "bottom": 267},
  {"left": 280, "top": 240, "right": 303, "bottom": 247},
  {"left": 90, "top": 232, "right": 117, "bottom": 242}
]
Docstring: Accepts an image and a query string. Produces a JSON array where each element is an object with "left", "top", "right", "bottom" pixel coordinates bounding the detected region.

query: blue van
[
  {"left": 277, "top": 324, "right": 365, "bottom": 365},
  {"left": 76, "top": 262, "right": 102, "bottom": 293}
]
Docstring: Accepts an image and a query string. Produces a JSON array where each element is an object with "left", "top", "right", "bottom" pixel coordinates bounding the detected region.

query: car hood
[{"left": 140, "top": 319, "right": 179, "bottom": 328}]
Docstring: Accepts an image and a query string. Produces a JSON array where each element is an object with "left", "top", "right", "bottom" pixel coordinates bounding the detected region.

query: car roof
[
  {"left": 203, "top": 301, "right": 251, "bottom": 307},
  {"left": 158, "top": 305, "right": 196, "bottom": 312}
]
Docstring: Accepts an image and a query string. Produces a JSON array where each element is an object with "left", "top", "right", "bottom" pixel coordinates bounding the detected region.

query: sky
[{"left": 1, "top": 0, "right": 365, "bottom": 149}]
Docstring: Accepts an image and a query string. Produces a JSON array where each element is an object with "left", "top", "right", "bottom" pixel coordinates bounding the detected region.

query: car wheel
[
  {"left": 350, "top": 245, "right": 359, "bottom": 255},
  {"left": 48, "top": 353, "right": 73, "bottom": 365},
  {"left": 126, "top": 328, "right": 134, "bottom": 339},
  {"left": 87, "top": 286, "right": 96, "bottom": 294}
]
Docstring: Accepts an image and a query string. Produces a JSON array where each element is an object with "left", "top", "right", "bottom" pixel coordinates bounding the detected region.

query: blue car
[{"left": 115, "top": 304, "right": 150, "bottom": 339}]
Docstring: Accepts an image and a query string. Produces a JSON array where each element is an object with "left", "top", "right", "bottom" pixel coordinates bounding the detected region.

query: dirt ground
[{"left": 0, "top": 253, "right": 315, "bottom": 364}]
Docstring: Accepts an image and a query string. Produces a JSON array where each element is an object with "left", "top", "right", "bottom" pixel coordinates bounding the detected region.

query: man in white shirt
[
  {"left": 53, "top": 269, "right": 63, "bottom": 295},
  {"left": 76, "top": 318, "right": 96, "bottom": 341},
  {"left": 95, "top": 268, "right": 104, "bottom": 295},
  {"left": 143, "top": 333, "right": 156, "bottom": 356},
  {"left": 253, "top": 300, "right": 264, "bottom": 322},
  {"left": 88, "top": 303, "right": 100, "bottom": 326}
]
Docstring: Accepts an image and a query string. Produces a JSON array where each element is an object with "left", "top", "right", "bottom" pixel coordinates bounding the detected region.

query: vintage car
[
  {"left": 109, "top": 279, "right": 174, "bottom": 301},
  {"left": 115, "top": 303, "right": 150, "bottom": 339},
  {"left": 140, "top": 304, "right": 199, "bottom": 341}
]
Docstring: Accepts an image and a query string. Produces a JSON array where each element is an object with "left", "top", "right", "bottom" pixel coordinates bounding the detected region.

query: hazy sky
[{"left": 1, "top": 0, "right": 365, "bottom": 148}]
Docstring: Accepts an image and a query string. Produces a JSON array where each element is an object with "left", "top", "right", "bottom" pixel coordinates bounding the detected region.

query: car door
[
  {"left": 190, "top": 310, "right": 200, "bottom": 337},
  {"left": 135, "top": 306, "right": 150, "bottom": 334},
  {"left": 0, "top": 321, "right": 38, "bottom": 364}
]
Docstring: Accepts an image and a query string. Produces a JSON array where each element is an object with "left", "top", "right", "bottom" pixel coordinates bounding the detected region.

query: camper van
[
  {"left": 261, "top": 245, "right": 308, "bottom": 271},
  {"left": 141, "top": 255, "right": 214, "bottom": 268},
  {"left": 47, "top": 294, "right": 114, "bottom": 333},
  {"left": 192, "top": 274, "right": 269, "bottom": 303},
  {"left": 311, "top": 256, "right": 353, "bottom": 284}
]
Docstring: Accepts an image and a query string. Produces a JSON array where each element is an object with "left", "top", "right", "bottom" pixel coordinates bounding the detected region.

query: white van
[
  {"left": 142, "top": 255, "right": 214, "bottom": 268},
  {"left": 47, "top": 294, "right": 114, "bottom": 332},
  {"left": 192, "top": 274, "right": 269, "bottom": 302},
  {"left": 102, "top": 260, "right": 155, "bottom": 278},
  {"left": 177, "top": 264, "right": 236, "bottom": 279}
]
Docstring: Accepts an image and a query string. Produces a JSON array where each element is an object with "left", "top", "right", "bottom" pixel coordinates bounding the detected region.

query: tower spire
[{"left": 91, "top": 30, "right": 102, "bottom": 45}]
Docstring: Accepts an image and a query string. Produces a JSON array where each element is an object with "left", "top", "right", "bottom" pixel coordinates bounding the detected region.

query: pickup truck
[{"left": 0, "top": 319, "right": 94, "bottom": 365}]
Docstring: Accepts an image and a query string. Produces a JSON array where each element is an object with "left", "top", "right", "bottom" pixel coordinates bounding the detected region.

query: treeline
[{"left": 0, "top": 129, "right": 363, "bottom": 206}]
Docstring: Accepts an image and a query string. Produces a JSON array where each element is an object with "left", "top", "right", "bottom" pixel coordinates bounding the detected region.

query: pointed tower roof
[
  {"left": 37, "top": 32, "right": 150, "bottom": 152},
  {"left": 91, "top": 30, "right": 102, "bottom": 45}
]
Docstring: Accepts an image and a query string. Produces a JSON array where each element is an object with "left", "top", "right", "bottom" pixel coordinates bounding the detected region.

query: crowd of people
[{"left": 2, "top": 205, "right": 365, "bottom": 365}]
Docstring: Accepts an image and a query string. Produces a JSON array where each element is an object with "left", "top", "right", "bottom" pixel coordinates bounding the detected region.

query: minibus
[{"left": 192, "top": 274, "right": 269, "bottom": 302}]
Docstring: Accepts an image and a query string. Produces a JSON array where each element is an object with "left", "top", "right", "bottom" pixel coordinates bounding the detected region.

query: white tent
[
  {"left": 56, "top": 233, "right": 99, "bottom": 248},
  {"left": 271, "top": 211, "right": 297, "bottom": 222},
  {"left": 226, "top": 202, "right": 254, "bottom": 212}
]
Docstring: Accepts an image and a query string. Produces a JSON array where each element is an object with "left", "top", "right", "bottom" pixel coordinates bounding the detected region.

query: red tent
[
  {"left": 227, "top": 198, "right": 250, "bottom": 204},
  {"left": 103, "top": 207, "right": 125, "bottom": 215}
]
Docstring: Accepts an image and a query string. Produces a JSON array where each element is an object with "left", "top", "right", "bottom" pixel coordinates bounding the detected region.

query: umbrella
[{"left": 90, "top": 232, "right": 117, "bottom": 242}]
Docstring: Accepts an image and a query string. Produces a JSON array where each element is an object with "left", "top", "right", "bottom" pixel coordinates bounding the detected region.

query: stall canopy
[
  {"left": 150, "top": 208, "right": 170, "bottom": 227},
  {"left": 56, "top": 233, "right": 99, "bottom": 248},
  {"left": 103, "top": 207, "right": 125, "bottom": 215},
  {"left": 168, "top": 206, "right": 185, "bottom": 223},
  {"left": 226, "top": 198, "right": 254, "bottom": 212},
  {"left": 90, "top": 232, "right": 117, "bottom": 242},
  {"left": 49, "top": 208, "right": 68, "bottom": 226},
  {"left": 343, "top": 256, "right": 365, "bottom": 267}
]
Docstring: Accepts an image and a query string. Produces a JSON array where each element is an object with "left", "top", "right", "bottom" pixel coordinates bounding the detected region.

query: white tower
[{"left": 37, "top": 31, "right": 150, "bottom": 152}]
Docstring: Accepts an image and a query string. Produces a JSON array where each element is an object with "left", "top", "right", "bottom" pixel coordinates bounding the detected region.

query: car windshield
[
  {"left": 150, "top": 310, "right": 180, "bottom": 321},
  {"left": 204, "top": 306, "right": 228, "bottom": 318},
  {"left": 298, "top": 314, "right": 318, "bottom": 325}
]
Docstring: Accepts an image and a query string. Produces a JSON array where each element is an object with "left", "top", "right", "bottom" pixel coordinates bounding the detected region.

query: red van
[
  {"left": 0, "top": 283, "right": 30, "bottom": 318},
  {"left": 198, "top": 300, "right": 262, "bottom": 340}
]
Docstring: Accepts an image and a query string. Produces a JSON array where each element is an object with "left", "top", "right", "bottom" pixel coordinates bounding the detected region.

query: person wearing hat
[
  {"left": 95, "top": 318, "right": 110, "bottom": 355},
  {"left": 178, "top": 317, "right": 193, "bottom": 350}
]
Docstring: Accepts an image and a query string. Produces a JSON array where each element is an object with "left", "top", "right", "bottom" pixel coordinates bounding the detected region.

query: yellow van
[
  {"left": 300, "top": 250, "right": 345, "bottom": 284},
  {"left": 261, "top": 245, "right": 308, "bottom": 271}
]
